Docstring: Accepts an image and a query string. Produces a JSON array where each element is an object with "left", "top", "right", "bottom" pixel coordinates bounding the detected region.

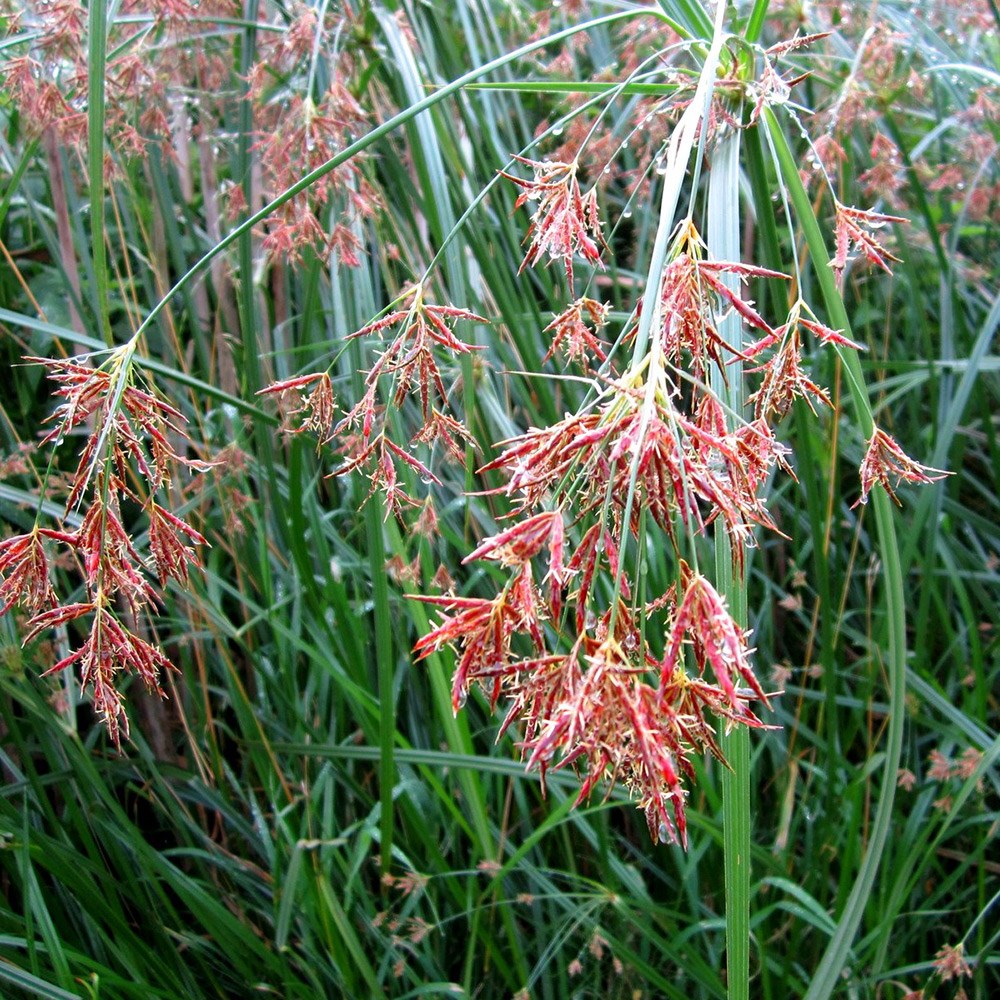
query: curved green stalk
[
  {"left": 763, "top": 107, "right": 907, "bottom": 1000},
  {"left": 128, "top": 9, "right": 643, "bottom": 346}
]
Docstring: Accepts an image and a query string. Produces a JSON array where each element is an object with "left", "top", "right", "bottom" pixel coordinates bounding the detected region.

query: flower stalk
[{"left": 708, "top": 124, "right": 751, "bottom": 1000}]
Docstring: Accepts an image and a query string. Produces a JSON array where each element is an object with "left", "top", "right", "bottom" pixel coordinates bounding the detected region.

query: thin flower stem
[
  {"left": 628, "top": 5, "right": 727, "bottom": 366},
  {"left": 0, "top": 309, "right": 272, "bottom": 419},
  {"left": 608, "top": 0, "right": 730, "bottom": 633},
  {"left": 305, "top": 0, "right": 335, "bottom": 101},
  {"left": 608, "top": 311, "right": 667, "bottom": 631},
  {"left": 82, "top": 339, "right": 138, "bottom": 502},
  {"left": 420, "top": 50, "right": 676, "bottom": 289},
  {"left": 583, "top": 46, "right": 691, "bottom": 177}
]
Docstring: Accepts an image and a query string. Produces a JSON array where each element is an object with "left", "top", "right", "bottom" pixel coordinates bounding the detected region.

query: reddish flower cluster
[
  {"left": 830, "top": 203, "right": 908, "bottom": 281},
  {"left": 245, "top": 7, "right": 384, "bottom": 263},
  {"left": 3, "top": 2, "right": 956, "bottom": 812},
  {"left": 643, "top": 224, "right": 787, "bottom": 380},
  {"left": 257, "top": 373, "right": 337, "bottom": 448},
  {"left": 257, "top": 284, "right": 484, "bottom": 519},
  {"left": 410, "top": 210, "right": 799, "bottom": 843},
  {"left": 501, "top": 156, "right": 606, "bottom": 282},
  {"left": 793, "top": 4, "right": 1000, "bottom": 286},
  {"left": 0, "top": 2, "right": 377, "bottom": 264},
  {"left": 1, "top": 0, "right": 241, "bottom": 161},
  {"left": 747, "top": 310, "right": 840, "bottom": 420},
  {"left": 253, "top": 81, "right": 380, "bottom": 265},
  {"left": 412, "top": 505, "right": 774, "bottom": 846},
  {"left": 543, "top": 297, "right": 611, "bottom": 365},
  {"left": 1, "top": 346, "right": 207, "bottom": 745},
  {"left": 856, "top": 427, "right": 949, "bottom": 507},
  {"left": 410, "top": 101, "right": 949, "bottom": 840},
  {"left": 932, "top": 942, "right": 973, "bottom": 982}
]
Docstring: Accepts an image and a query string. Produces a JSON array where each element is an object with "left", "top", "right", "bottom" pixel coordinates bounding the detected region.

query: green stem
[
  {"left": 237, "top": 0, "right": 261, "bottom": 397},
  {"left": 365, "top": 499, "right": 396, "bottom": 879},
  {"left": 707, "top": 127, "right": 750, "bottom": 1000},
  {"left": 608, "top": 0, "right": 729, "bottom": 632},
  {"left": 744, "top": 0, "right": 770, "bottom": 44},
  {"left": 87, "top": 0, "right": 111, "bottom": 347}
]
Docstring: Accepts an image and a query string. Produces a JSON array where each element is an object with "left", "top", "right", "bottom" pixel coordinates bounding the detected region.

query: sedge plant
[{"left": 0, "top": 1, "right": 996, "bottom": 998}]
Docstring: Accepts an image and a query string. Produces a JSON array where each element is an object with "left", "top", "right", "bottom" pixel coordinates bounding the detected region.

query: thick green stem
[
  {"left": 707, "top": 129, "right": 751, "bottom": 1000},
  {"left": 87, "top": 0, "right": 111, "bottom": 347}
]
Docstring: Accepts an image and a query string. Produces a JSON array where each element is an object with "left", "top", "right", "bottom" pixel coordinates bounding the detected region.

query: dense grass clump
[{"left": 0, "top": 1, "right": 997, "bottom": 998}]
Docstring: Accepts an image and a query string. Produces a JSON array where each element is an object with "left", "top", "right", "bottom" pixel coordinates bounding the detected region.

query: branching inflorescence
[
  {"left": 389, "top": 39, "right": 945, "bottom": 845},
  {"left": 2, "top": 343, "right": 208, "bottom": 745},
  {"left": 412, "top": 212, "right": 797, "bottom": 845},
  {"left": 1, "top": 5, "right": 949, "bottom": 816}
]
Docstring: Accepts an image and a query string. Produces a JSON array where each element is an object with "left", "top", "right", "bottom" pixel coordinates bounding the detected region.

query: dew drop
[
  {"left": 455, "top": 689, "right": 468, "bottom": 709},
  {"left": 552, "top": 125, "right": 564, "bottom": 137},
  {"left": 622, "top": 209, "right": 633, "bottom": 219},
  {"left": 658, "top": 822, "right": 671, "bottom": 843}
]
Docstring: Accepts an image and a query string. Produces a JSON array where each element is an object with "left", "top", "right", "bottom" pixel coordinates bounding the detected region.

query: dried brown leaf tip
[
  {"left": 502, "top": 155, "right": 606, "bottom": 282},
  {"left": 855, "top": 427, "right": 949, "bottom": 507}
]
